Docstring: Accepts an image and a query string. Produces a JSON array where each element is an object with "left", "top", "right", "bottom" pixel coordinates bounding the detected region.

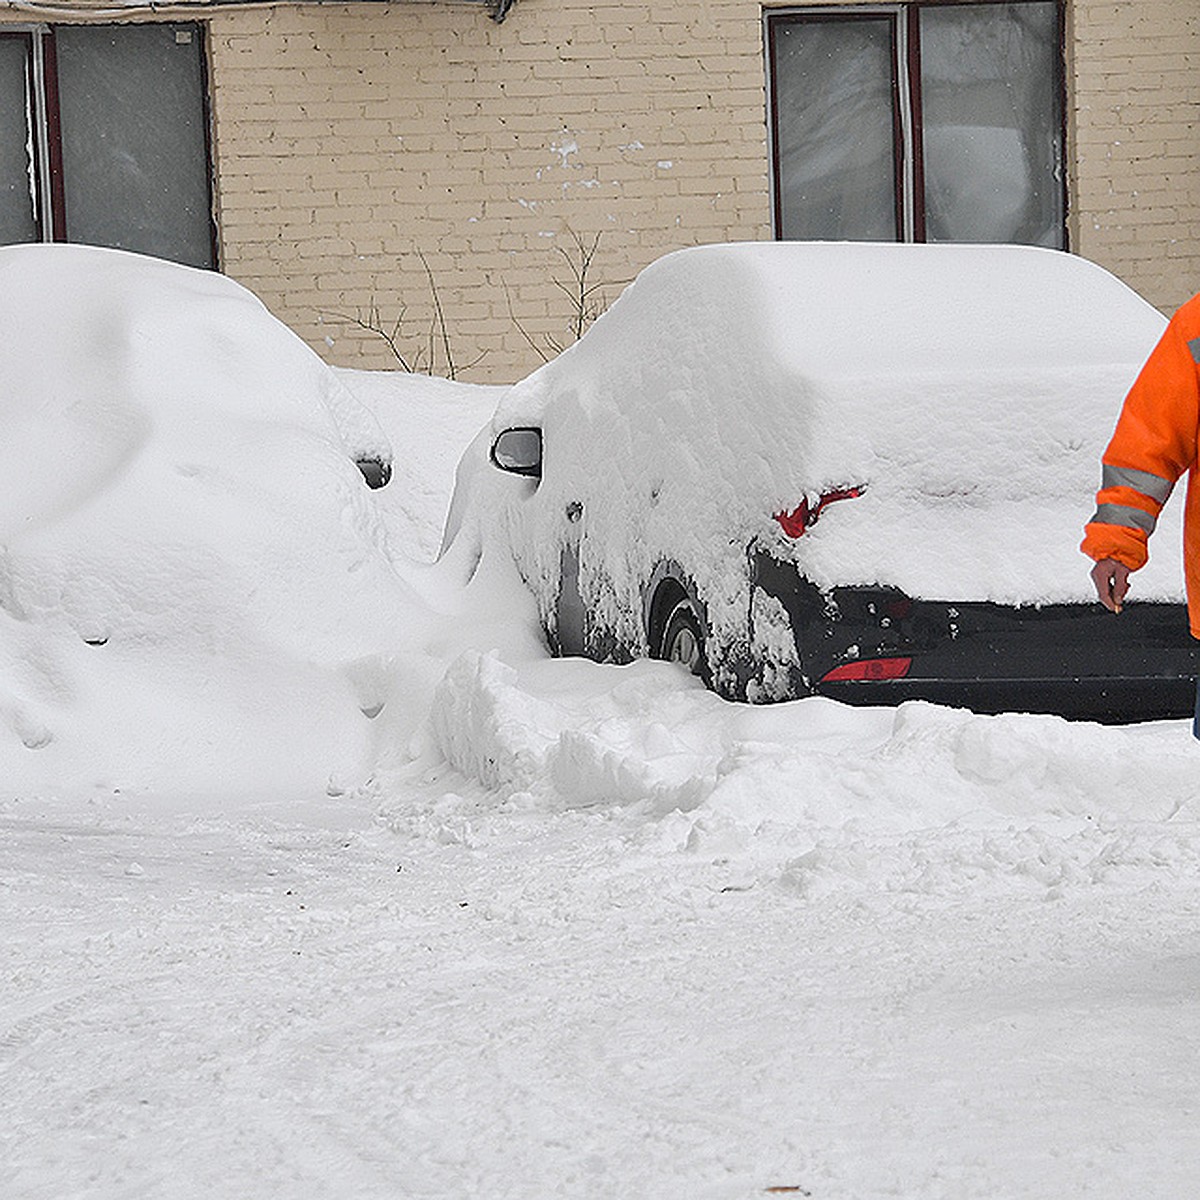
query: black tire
[{"left": 660, "top": 598, "right": 711, "bottom": 684}]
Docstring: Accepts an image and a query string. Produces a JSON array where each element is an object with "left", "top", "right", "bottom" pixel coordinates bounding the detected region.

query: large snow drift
[
  {"left": 0, "top": 244, "right": 415, "bottom": 795},
  {"left": 489, "top": 242, "right": 1176, "bottom": 618}
]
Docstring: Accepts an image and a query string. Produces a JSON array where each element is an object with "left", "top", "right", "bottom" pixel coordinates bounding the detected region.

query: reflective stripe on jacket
[{"left": 1081, "top": 293, "right": 1200, "bottom": 636}]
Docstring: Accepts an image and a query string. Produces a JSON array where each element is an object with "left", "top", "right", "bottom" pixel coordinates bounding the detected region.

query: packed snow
[{"left": 2, "top": 245, "right": 1199, "bottom": 1200}]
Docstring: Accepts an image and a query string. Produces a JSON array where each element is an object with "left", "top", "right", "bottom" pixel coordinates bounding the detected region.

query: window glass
[
  {"left": 919, "top": 3, "right": 1063, "bottom": 246},
  {"left": 771, "top": 18, "right": 898, "bottom": 241},
  {"left": 55, "top": 24, "right": 214, "bottom": 267},
  {"left": 0, "top": 35, "right": 38, "bottom": 244}
]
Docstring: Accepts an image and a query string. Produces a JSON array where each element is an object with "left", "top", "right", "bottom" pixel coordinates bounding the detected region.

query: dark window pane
[
  {"left": 919, "top": 3, "right": 1064, "bottom": 247},
  {"left": 55, "top": 23, "right": 214, "bottom": 268},
  {"left": 771, "top": 18, "right": 898, "bottom": 241},
  {"left": 0, "top": 35, "right": 39, "bottom": 244}
]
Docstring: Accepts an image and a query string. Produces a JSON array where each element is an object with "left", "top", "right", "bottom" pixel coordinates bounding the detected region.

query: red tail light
[
  {"left": 821, "top": 657, "right": 912, "bottom": 682},
  {"left": 775, "top": 486, "right": 864, "bottom": 538}
]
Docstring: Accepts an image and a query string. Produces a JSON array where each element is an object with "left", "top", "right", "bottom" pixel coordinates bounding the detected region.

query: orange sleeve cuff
[{"left": 1080, "top": 521, "right": 1149, "bottom": 571}]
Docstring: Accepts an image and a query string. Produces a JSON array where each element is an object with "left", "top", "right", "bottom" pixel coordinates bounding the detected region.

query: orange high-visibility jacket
[{"left": 1082, "top": 293, "right": 1200, "bottom": 636}]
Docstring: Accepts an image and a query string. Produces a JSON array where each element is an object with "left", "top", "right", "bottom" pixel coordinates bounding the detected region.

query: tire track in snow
[{"left": 0, "top": 986, "right": 96, "bottom": 1065}]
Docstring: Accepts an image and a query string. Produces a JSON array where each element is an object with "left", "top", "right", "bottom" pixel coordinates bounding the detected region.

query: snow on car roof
[
  {"left": 494, "top": 242, "right": 1177, "bottom": 606},
  {"left": 751, "top": 241, "right": 1160, "bottom": 376}
]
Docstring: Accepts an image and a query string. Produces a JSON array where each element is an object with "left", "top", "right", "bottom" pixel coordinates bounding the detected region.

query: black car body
[{"left": 750, "top": 550, "right": 1196, "bottom": 720}]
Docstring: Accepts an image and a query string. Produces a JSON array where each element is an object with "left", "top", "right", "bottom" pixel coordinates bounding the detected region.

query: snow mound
[
  {"left": 0, "top": 245, "right": 415, "bottom": 797},
  {"left": 425, "top": 649, "right": 1200, "bottom": 893},
  {"left": 336, "top": 368, "right": 505, "bottom": 562}
]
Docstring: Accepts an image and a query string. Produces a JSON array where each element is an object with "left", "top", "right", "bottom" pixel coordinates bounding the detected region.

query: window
[
  {"left": 0, "top": 23, "right": 217, "bottom": 269},
  {"left": 767, "top": 3, "right": 1065, "bottom": 248}
]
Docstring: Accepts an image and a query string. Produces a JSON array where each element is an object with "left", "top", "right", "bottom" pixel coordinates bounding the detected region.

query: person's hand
[{"left": 1090, "top": 557, "right": 1131, "bottom": 613}]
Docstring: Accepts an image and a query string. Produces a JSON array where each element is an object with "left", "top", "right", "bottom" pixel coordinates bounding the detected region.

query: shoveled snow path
[{"left": 3, "top": 756, "right": 1199, "bottom": 1200}]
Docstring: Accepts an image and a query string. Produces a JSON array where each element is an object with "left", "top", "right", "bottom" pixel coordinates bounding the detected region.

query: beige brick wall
[
  {"left": 4, "top": 1, "right": 1198, "bottom": 380},
  {"left": 1068, "top": 0, "right": 1200, "bottom": 316},
  {"left": 205, "top": 0, "right": 1200, "bottom": 380},
  {"left": 207, "top": 0, "right": 772, "bottom": 381}
]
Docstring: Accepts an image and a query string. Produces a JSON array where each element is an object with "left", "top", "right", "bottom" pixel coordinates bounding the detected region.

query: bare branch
[
  {"left": 418, "top": 251, "right": 458, "bottom": 380},
  {"left": 325, "top": 303, "right": 418, "bottom": 372},
  {"left": 322, "top": 252, "right": 486, "bottom": 380},
  {"left": 554, "top": 229, "right": 616, "bottom": 344},
  {"left": 503, "top": 282, "right": 553, "bottom": 364}
]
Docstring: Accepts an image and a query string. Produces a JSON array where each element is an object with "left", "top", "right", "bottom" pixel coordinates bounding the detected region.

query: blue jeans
[{"left": 1193, "top": 679, "right": 1200, "bottom": 739}]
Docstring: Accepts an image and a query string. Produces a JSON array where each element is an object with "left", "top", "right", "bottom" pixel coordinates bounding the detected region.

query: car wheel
[{"left": 661, "top": 598, "right": 710, "bottom": 683}]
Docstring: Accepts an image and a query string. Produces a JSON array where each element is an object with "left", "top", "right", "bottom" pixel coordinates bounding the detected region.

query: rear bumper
[
  {"left": 752, "top": 551, "right": 1200, "bottom": 722},
  {"left": 818, "top": 675, "right": 1195, "bottom": 723}
]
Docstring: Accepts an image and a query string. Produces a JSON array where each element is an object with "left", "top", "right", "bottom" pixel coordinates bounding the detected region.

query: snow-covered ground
[{"left": 3, "top": 247, "right": 1199, "bottom": 1199}]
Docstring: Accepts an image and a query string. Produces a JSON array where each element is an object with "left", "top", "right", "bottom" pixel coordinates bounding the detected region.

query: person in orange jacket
[{"left": 1082, "top": 292, "right": 1200, "bottom": 727}]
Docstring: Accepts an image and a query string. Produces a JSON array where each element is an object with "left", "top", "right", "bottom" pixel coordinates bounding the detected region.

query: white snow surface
[{"left": 3, "top": 245, "right": 1200, "bottom": 1200}]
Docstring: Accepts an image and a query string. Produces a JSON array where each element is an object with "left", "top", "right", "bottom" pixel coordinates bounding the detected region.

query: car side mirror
[
  {"left": 491, "top": 427, "right": 543, "bottom": 480},
  {"left": 354, "top": 456, "right": 392, "bottom": 489}
]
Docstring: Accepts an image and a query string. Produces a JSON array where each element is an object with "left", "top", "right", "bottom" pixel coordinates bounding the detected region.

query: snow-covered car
[
  {"left": 0, "top": 242, "right": 393, "bottom": 495},
  {"left": 463, "top": 242, "right": 1198, "bottom": 721}
]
